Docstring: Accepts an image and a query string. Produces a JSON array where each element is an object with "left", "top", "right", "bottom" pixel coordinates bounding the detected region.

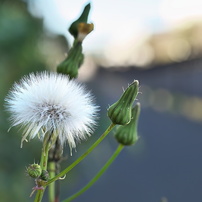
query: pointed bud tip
[
  {"left": 107, "top": 80, "right": 140, "bottom": 125},
  {"left": 133, "top": 80, "right": 139, "bottom": 86},
  {"left": 86, "top": 3, "right": 91, "bottom": 8}
]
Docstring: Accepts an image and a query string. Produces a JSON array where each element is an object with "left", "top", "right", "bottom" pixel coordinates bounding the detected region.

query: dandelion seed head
[{"left": 5, "top": 72, "right": 98, "bottom": 152}]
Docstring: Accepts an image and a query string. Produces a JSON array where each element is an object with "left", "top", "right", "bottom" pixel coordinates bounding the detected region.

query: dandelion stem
[
  {"left": 34, "top": 132, "right": 58, "bottom": 202},
  {"left": 34, "top": 189, "right": 46, "bottom": 202},
  {"left": 45, "top": 123, "right": 116, "bottom": 186},
  {"left": 48, "top": 162, "right": 56, "bottom": 202},
  {"left": 63, "top": 144, "right": 124, "bottom": 202}
]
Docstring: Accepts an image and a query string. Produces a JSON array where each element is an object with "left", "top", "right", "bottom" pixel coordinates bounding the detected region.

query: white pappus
[{"left": 5, "top": 71, "right": 98, "bottom": 153}]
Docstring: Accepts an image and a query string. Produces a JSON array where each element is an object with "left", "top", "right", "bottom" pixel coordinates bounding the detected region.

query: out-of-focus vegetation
[
  {"left": 0, "top": 0, "right": 44, "bottom": 201},
  {"left": 0, "top": 0, "right": 67, "bottom": 201},
  {"left": 2, "top": 0, "right": 202, "bottom": 202}
]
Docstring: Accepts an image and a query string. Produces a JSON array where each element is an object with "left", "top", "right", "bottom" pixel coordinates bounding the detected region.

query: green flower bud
[
  {"left": 114, "top": 103, "right": 140, "bottom": 145},
  {"left": 40, "top": 170, "right": 49, "bottom": 181},
  {"left": 27, "top": 163, "right": 42, "bottom": 178},
  {"left": 107, "top": 80, "right": 139, "bottom": 125},
  {"left": 57, "top": 41, "right": 84, "bottom": 79},
  {"left": 69, "top": 3, "right": 91, "bottom": 39}
]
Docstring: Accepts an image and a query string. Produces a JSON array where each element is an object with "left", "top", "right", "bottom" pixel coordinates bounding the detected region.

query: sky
[{"left": 27, "top": 0, "right": 202, "bottom": 67}]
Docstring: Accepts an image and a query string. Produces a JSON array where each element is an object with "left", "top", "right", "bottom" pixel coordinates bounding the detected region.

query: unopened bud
[
  {"left": 40, "top": 170, "right": 49, "bottom": 181},
  {"left": 57, "top": 42, "right": 84, "bottom": 79},
  {"left": 27, "top": 163, "right": 42, "bottom": 178},
  {"left": 108, "top": 80, "right": 139, "bottom": 125},
  {"left": 69, "top": 3, "right": 91, "bottom": 39},
  {"left": 115, "top": 103, "right": 140, "bottom": 145}
]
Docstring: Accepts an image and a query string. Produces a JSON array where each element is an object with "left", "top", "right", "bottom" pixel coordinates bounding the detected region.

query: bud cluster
[
  {"left": 27, "top": 163, "right": 49, "bottom": 181},
  {"left": 57, "top": 3, "right": 93, "bottom": 79},
  {"left": 107, "top": 80, "right": 141, "bottom": 145},
  {"left": 114, "top": 103, "right": 140, "bottom": 146}
]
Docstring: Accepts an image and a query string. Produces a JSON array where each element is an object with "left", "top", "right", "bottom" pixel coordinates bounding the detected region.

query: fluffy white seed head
[{"left": 5, "top": 72, "right": 98, "bottom": 152}]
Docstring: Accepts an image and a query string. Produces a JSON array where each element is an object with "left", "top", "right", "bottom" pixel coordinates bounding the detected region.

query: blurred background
[{"left": 1, "top": 0, "right": 202, "bottom": 201}]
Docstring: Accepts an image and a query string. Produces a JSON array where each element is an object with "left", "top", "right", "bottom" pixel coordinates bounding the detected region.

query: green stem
[
  {"left": 63, "top": 144, "right": 124, "bottom": 202},
  {"left": 34, "top": 189, "right": 46, "bottom": 202},
  {"left": 34, "top": 132, "right": 58, "bottom": 202},
  {"left": 45, "top": 123, "right": 115, "bottom": 186},
  {"left": 48, "top": 162, "right": 56, "bottom": 202},
  {"left": 40, "top": 140, "right": 49, "bottom": 170}
]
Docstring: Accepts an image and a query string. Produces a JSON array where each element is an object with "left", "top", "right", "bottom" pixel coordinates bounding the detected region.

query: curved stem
[
  {"left": 45, "top": 123, "right": 115, "bottom": 186},
  {"left": 63, "top": 144, "right": 124, "bottom": 202}
]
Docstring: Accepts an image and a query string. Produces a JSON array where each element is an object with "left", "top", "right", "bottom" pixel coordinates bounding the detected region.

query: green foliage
[{"left": 0, "top": 0, "right": 47, "bottom": 201}]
